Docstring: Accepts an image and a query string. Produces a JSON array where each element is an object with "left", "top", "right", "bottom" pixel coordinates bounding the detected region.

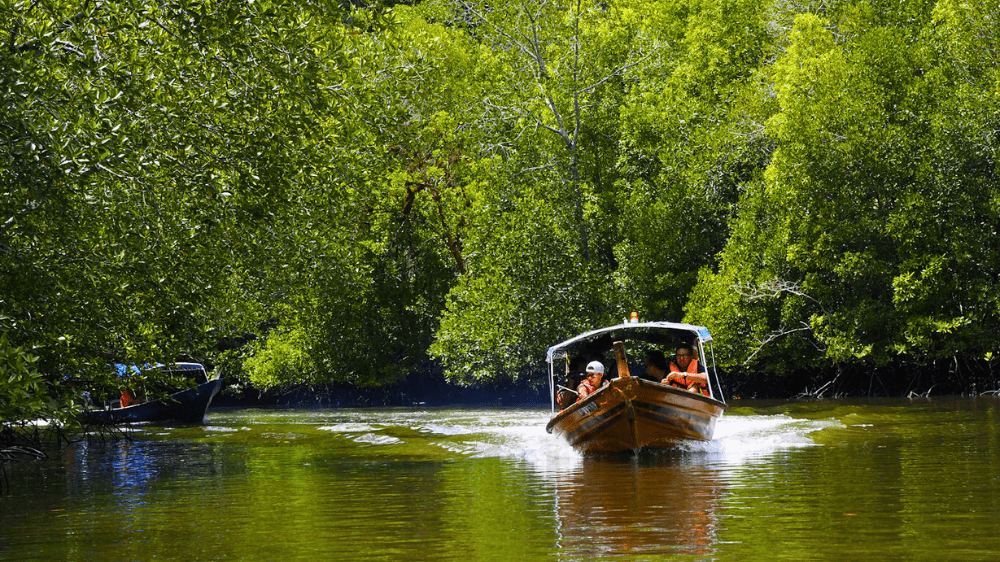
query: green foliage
[
  {"left": 232, "top": 5, "right": 487, "bottom": 388},
  {"left": 242, "top": 327, "right": 316, "bottom": 390},
  {"left": 431, "top": 191, "right": 616, "bottom": 384},
  {"left": 3, "top": 0, "right": 1000, "bottom": 409},
  {"left": 1, "top": 0, "right": 363, "bottom": 414},
  {"left": 0, "top": 334, "right": 72, "bottom": 425},
  {"left": 688, "top": 2, "right": 1000, "bottom": 376},
  {"left": 428, "top": 0, "right": 670, "bottom": 383},
  {"left": 613, "top": 0, "right": 776, "bottom": 325}
]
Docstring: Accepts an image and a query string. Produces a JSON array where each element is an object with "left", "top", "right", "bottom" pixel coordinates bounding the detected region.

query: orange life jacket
[
  {"left": 576, "top": 379, "right": 609, "bottom": 402},
  {"left": 668, "top": 360, "right": 709, "bottom": 396},
  {"left": 576, "top": 381, "right": 598, "bottom": 402},
  {"left": 670, "top": 359, "right": 700, "bottom": 374}
]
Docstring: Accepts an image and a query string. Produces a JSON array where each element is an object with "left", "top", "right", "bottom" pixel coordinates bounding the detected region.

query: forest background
[{"left": 3, "top": 0, "right": 999, "bottom": 426}]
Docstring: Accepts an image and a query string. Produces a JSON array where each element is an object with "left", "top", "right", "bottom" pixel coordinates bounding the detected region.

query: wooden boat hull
[
  {"left": 546, "top": 377, "right": 727, "bottom": 453},
  {"left": 80, "top": 377, "right": 223, "bottom": 424}
]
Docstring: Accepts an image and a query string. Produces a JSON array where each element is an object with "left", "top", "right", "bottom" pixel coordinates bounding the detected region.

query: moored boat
[
  {"left": 546, "top": 320, "right": 727, "bottom": 453},
  {"left": 80, "top": 362, "right": 222, "bottom": 424}
]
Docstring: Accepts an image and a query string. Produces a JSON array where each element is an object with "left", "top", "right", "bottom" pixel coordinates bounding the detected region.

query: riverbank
[
  {"left": 212, "top": 358, "right": 1000, "bottom": 409},
  {"left": 723, "top": 359, "right": 1000, "bottom": 400},
  {"left": 212, "top": 369, "right": 551, "bottom": 409}
]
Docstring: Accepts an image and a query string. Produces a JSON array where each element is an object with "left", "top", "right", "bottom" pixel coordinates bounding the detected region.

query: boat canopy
[
  {"left": 114, "top": 362, "right": 207, "bottom": 378},
  {"left": 546, "top": 321, "right": 723, "bottom": 410},
  {"left": 546, "top": 321, "right": 712, "bottom": 365}
]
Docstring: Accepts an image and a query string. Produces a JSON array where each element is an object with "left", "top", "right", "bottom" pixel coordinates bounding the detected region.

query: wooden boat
[
  {"left": 546, "top": 321, "right": 727, "bottom": 453},
  {"left": 80, "top": 362, "right": 222, "bottom": 424}
]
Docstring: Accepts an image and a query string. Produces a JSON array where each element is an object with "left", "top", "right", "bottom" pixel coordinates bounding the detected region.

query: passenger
[
  {"left": 557, "top": 387, "right": 577, "bottom": 410},
  {"left": 576, "top": 361, "right": 606, "bottom": 402},
  {"left": 557, "top": 357, "right": 587, "bottom": 409},
  {"left": 567, "top": 356, "right": 588, "bottom": 388},
  {"left": 663, "top": 345, "right": 710, "bottom": 396},
  {"left": 643, "top": 350, "right": 669, "bottom": 382}
]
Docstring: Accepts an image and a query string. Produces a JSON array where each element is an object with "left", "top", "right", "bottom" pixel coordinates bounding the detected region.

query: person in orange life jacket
[
  {"left": 576, "top": 360, "right": 607, "bottom": 401},
  {"left": 557, "top": 357, "right": 589, "bottom": 409},
  {"left": 663, "top": 345, "right": 709, "bottom": 395}
]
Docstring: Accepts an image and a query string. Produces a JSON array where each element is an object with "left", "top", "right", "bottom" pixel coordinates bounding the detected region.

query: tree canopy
[{"left": 3, "top": 0, "right": 999, "bottom": 423}]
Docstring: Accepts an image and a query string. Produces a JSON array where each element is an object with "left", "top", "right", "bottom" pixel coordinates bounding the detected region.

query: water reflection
[
  {"left": 111, "top": 441, "right": 159, "bottom": 508},
  {"left": 553, "top": 454, "right": 723, "bottom": 559},
  {"left": 9, "top": 401, "right": 1000, "bottom": 561}
]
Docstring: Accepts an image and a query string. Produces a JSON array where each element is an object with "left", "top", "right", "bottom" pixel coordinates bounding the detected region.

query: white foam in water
[
  {"left": 431, "top": 441, "right": 480, "bottom": 455},
  {"left": 414, "top": 423, "right": 476, "bottom": 436},
  {"left": 352, "top": 433, "right": 403, "bottom": 445},
  {"left": 363, "top": 408, "right": 577, "bottom": 466},
  {"left": 458, "top": 410, "right": 585, "bottom": 472},
  {"left": 677, "top": 414, "right": 840, "bottom": 465},
  {"left": 438, "top": 410, "right": 839, "bottom": 474},
  {"left": 314, "top": 408, "right": 838, "bottom": 473},
  {"left": 318, "top": 423, "right": 376, "bottom": 433},
  {"left": 204, "top": 426, "right": 238, "bottom": 432}
]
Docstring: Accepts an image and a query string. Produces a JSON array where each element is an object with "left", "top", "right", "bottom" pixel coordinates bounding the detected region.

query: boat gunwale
[
  {"left": 80, "top": 373, "right": 222, "bottom": 424},
  {"left": 546, "top": 377, "right": 727, "bottom": 434}
]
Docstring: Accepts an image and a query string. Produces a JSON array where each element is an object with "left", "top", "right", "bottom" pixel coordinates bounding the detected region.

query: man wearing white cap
[{"left": 576, "top": 360, "right": 606, "bottom": 402}]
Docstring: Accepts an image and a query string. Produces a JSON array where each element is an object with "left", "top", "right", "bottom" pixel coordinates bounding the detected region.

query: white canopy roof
[{"left": 545, "top": 321, "right": 712, "bottom": 364}]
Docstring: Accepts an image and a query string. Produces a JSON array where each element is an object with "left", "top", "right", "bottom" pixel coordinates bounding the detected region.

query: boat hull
[
  {"left": 80, "top": 377, "right": 223, "bottom": 424},
  {"left": 546, "top": 377, "right": 726, "bottom": 453}
]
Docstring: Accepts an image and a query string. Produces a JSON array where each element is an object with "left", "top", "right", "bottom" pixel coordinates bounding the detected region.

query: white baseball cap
[{"left": 585, "top": 361, "right": 605, "bottom": 375}]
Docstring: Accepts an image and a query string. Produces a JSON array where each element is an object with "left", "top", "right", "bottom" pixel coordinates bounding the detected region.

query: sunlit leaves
[
  {"left": 1, "top": 0, "right": 360, "bottom": 414},
  {"left": 689, "top": 0, "right": 1000, "bottom": 375},
  {"left": 4, "top": 0, "right": 1000, "bottom": 409}
]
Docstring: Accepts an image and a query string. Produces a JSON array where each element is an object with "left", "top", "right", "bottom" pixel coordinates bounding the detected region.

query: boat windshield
[{"left": 546, "top": 321, "right": 722, "bottom": 410}]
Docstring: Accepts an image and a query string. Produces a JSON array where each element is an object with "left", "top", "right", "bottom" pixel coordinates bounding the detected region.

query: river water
[{"left": 3, "top": 397, "right": 1000, "bottom": 561}]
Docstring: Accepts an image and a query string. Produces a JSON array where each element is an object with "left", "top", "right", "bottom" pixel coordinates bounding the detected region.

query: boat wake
[
  {"left": 308, "top": 407, "right": 840, "bottom": 473},
  {"left": 679, "top": 414, "right": 839, "bottom": 464},
  {"left": 435, "top": 410, "right": 840, "bottom": 473}
]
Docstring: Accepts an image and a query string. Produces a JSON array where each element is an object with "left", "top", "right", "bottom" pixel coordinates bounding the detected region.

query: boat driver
[
  {"left": 576, "top": 361, "right": 606, "bottom": 401},
  {"left": 663, "top": 345, "right": 710, "bottom": 396}
]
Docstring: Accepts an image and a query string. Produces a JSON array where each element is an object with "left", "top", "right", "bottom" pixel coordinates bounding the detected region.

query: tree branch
[
  {"left": 743, "top": 322, "right": 814, "bottom": 365},
  {"left": 576, "top": 51, "right": 654, "bottom": 95}
]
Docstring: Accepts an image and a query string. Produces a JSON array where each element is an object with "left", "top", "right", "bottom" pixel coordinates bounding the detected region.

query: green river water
[{"left": 3, "top": 397, "right": 1000, "bottom": 561}]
